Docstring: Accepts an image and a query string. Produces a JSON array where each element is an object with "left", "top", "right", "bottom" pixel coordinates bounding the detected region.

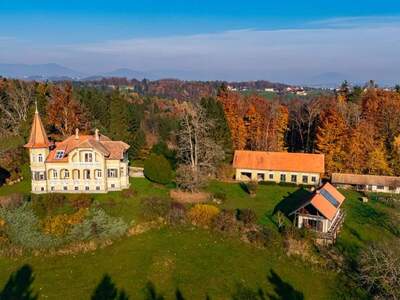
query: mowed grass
[
  {"left": 0, "top": 227, "right": 336, "bottom": 300},
  {"left": 0, "top": 177, "right": 399, "bottom": 299}
]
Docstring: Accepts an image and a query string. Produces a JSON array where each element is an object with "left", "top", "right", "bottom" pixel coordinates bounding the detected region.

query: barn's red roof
[{"left": 233, "top": 150, "right": 325, "bottom": 174}]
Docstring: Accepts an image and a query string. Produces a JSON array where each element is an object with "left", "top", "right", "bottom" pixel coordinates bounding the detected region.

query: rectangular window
[
  {"left": 302, "top": 175, "right": 308, "bottom": 184},
  {"left": 38, "top": 154, "right": 43, "bottom": 162},
  {"left": 269, "top": 173, "right": 274, "bottom": 180},
  {"left": 107, "top": 169, "right": 118, "bottom": 178},
  {"left": 51, "top": 186, "right": 55, "bottom": 191},
  {"left": 53, "top": 170, "right": 58, "bottom": 179},
  {"left": 40, "top": 187, "right": 45, "bottom": 191},
  {"left": 39, "top": 172, "right": 45, "bottom": 180},
  {"left": 85, "top": 186, "right": 89, "bottom": 191},
  {"left": 280, "top": 174, "right": 286, "bottom": 182},
  {"left": 96, "top": 170, "right": 102, "bottom": 178},
  {"left": 111, "top": 184, "right": 115, "bottom": 188},
  {"left": 64, "top": 170, "right": 69, "bottom": 179},
  {"left": 63, "top": 186, "right": 67, "bottom": 191},
  {"left": 291, "top": 175, "right": 297, "bottom": 183},
  {"left": 83, "top": 170, "right": 91, "bottom": 179},
  {"left": 311, "top": 176, "right": 317, "bottom": 183},
  {"left": 74, "top": 186, "right": 79, "bottom": 191},
  {"left": 84, "top": 153, "right": 93, "bottom": 162},
  {"left": 120, "top": 167, "right": 124, "bottom": 177},
  {"left": 55, "top": 150, "right": 65, "bottom": 159},
  {"left": 377, "top": 185, "right": 384, "bottom": 190},
  {"left": 96, "top": 186, "right": 100, "bottom": 191}
]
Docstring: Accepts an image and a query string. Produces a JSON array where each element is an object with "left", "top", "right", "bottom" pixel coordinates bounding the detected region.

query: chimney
[
  {"left": 75, "top": 128, "right": 79, "bottom": 139},
  {"left": 95, "top": 128, "right": 99, "bottom": 141}
]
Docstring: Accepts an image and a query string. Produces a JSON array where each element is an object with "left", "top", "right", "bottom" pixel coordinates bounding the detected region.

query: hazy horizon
[{"left": 1, "top": 1, "right": 400, "bottom": 84}]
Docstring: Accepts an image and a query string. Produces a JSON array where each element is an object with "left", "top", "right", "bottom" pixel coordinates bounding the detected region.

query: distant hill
[
  {"left": 0, "top": 63, "right": 84, "bottom": 79},
  {"left": 100, "top": 68, "right": 151, "bottom": 80},
  {"left": 305, "top": 72, "right": 350, "bottom": 88}
]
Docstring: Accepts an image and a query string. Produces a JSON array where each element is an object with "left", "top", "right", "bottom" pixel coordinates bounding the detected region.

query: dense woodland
[{"left": 2, "top": 78, "right": 400, "bottom": 184}]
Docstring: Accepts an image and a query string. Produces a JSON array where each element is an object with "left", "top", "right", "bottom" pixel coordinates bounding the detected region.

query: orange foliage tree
[{"left": 47, "top": 83, "right": 90, "bottom": 137}]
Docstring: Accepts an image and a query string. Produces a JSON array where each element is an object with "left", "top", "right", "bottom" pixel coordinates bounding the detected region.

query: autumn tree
[
  {"left": 47, "top": 83, "right": 89, "bottom": 137},
  {"left": 316, "top": 109, "right": 348, "bottom": 174}
]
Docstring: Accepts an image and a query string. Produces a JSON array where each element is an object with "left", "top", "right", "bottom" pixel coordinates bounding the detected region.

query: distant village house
[{"left": 232, "top": 150, "right": 324, "bottom": 185}]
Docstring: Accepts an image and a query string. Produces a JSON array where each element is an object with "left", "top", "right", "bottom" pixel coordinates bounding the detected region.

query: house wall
[
  {"left": 335, "top": 183, "right": 400, "bottom": 194},
  {"left": 29, "top": 147, "right": 129, "bottom": 194},
  {"left": 296, "top": 214, "right": 330, "bottom": 233},
  {"left": 235, "top": 168, "right": 320, "bottom": 185}
]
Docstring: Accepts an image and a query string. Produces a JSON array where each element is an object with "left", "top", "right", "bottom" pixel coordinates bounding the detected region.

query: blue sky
[{"left": 1, "top": 1, "right": 400, "bottom": 84}]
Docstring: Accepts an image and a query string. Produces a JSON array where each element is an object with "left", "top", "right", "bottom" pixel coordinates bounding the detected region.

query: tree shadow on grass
[
  {"left": 144, "top": 281, "right": 164, "bottom": 300},
  {"left": 267, "top": 269, "right": 304, "bottom": 300},
  {"left": 91, "top": 274, "right": 128, "bottom": 300},
  {"left": 273, "top": 188, "right": 312, "bottom": 219},
  {"left": 0, "top": 264, "right": 37, "bottom": 300},
  {"left": 0, "top": 167, "right": 10, "bottom": 186}
]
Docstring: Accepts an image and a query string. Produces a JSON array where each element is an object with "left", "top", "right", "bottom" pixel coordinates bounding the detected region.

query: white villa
[{"left": 24, "top": 107, "right": 130, "bottom": 194}]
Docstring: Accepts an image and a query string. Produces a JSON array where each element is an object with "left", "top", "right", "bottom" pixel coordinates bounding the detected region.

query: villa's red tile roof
[
  {"left": 46, "top": 134, "right": 129, "bottom": 162},
  {"left": 233, "top": 150, "right": 325, "bottom": 174}
]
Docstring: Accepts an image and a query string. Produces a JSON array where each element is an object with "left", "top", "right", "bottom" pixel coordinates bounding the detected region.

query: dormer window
[
  {"left": 55, "top": 150, "right": 65, "bottom": 160},
  {"left": 84, "top": 153, "right": 93, "bottom": 162}
]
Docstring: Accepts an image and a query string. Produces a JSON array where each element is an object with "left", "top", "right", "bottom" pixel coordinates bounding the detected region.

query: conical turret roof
[{"left": 24, "top": 105, "right": 50, "bottom": 148}]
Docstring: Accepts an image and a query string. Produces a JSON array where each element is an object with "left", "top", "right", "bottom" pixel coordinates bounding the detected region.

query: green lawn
[{"left": 0, "top": 178, "right": 399, "bottom": 299}]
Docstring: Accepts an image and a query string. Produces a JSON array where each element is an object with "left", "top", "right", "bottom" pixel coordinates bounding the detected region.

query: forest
[{"left": 1, "top": 78, "right": 400, "bottom": 185}]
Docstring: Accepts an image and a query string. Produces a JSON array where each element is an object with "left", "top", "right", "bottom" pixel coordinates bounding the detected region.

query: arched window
[
  {"left": 83, "top": 169, "right": 91, "bottom": 179},
  {"left": 72, "top": 169, "right": 80, "bottom": 180},
  {"left": 38, "top": 154, "right": 43, "bottom": 162}
]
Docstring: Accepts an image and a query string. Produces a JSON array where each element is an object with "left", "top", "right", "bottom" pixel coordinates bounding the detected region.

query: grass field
[{"left": 0, "top": 177, "right": 399, "bottom": 299}]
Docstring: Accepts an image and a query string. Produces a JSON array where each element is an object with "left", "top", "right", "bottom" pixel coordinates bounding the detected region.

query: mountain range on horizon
[{"left": 0, "top": 63, "right": 383, "bottom": 88}]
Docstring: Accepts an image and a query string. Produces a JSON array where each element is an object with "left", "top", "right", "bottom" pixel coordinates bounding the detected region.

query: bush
[
  {"left": 236, "top": 209, "right": 257, "bottom": 225},
  {"left": 0, "top": 204, "right": 61, "bottom": 249},
  {"left": 212, "top": 210, "right": 238, "bottom": 234},
  {"left": 140, "top": 197, "right": 171, "bottom": 220},
  {"left": 242, "top": 181, "right": 258, "bottom": 196},
  {"left": 166, "top": 202, "right": 187, "bottom": 226},
  {"left": 0, "top": 193, "right": 23, "bottom": 209},
  {"left": 69, "top": 194, "right": 93, "bottom": 210},
  {"left": 187, "top": 204, "right": 220, "bottom": 227},
  {"left": 41, "top": 208, "right": 88, "bottom": 236},
  {"left": 213, "top": 191, "right": 227, "bottom": 201},
  {"left": 244, "top": 227, "right": 276, "bottom": 247},
  {"left": 69, "top": 208, "right": 128, "bottom": 241},
  {"left": 144, "top": 154, "right": 172, "bottom": 184}
]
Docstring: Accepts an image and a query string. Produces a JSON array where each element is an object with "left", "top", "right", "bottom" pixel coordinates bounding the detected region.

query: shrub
[
  {"left": 187, "top": 204, "right": 220, "bottom": 227},
  {"left": 166, "top": 202, "right": 187, "bottom": 226},
  {"left": 140, "top": 197, "right": 171, "bottom": 220},
  {"left": 213, "top": 191, "right": 227, "bottom": 201},
  {"left": 69, "top": 194, "right": 93, "bottom": 210},
  {"left": 237, "top": 209, "right": 257, "bottom": 225},
  {"left": 216, "top": 164, "right": 235, "bottom": 180},
  {"left": 69, "top": 208, "right": 128, "bottom": 241},
  {"left": 42, "top": 208, "right": 88, "bottom": 236},
  {"left": 244, "top": 227, "right": 276, "bottom": 247},
  {"left": 0, "top": 204, "right": 61, "bottom": 249},
  {"left": 0, "top": 193, "right": 23, "bottom": 209},
  {"left": 212, "top": 210, "right": 238, "bottom": 234},
  {"left": 175, "top": 164, "right": 206, "bottom": 192},
  {"left": 144, "top": 154, "right": 172, "bottom": 184},
  {"left": 241, "top": 181, "right": 258, "bottom": 196}
]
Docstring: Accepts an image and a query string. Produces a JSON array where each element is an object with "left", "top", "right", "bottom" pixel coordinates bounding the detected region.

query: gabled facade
[
  {"left": 233, "top": 150, "right": 324, "bottom": 185},
  {"left": 290, "top": 183, "right": 346, "bottom": 243},
  {"left": 24, "top": 107, "right": 130, "bottom": 194}
]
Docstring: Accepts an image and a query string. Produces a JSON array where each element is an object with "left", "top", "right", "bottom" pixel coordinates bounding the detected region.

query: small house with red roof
[
  {"left": 290, "top": 183, "right": 346, "bottom": 242},
  {"left": 24, "top": 106, "right": 130, "bottom": 194}
]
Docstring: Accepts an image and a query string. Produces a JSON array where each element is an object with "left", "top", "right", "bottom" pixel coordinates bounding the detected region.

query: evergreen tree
[{"left": 201, "top": 97, "right": 233, "bottom": 161}]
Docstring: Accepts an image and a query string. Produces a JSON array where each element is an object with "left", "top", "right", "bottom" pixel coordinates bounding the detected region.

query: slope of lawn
[{"left": 1, "top": 177, "right": 399, "bottom": 299}]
